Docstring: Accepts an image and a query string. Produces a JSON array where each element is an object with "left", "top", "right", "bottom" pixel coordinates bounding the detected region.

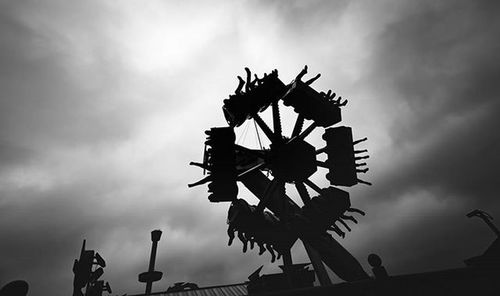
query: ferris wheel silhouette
[{"left": 189, "top": 66, "right": 371, "bottom": 283}]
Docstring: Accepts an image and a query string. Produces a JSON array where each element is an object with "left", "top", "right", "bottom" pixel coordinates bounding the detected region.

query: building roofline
[{"left": 128, "top": 282, "right": 248, "bottom": 296}]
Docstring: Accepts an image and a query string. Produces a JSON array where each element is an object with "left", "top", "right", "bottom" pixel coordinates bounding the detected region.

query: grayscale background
[{"left": 1, "top": 1, "right": 499, "bottom": 295}]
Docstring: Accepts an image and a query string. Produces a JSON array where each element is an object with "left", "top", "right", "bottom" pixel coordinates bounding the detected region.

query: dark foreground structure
[
  {"left": 127, "top": 236, "right": 500, "bottom": 296},
  {"left": 128, "top": 267, "right": 500, "bottom": 296}
]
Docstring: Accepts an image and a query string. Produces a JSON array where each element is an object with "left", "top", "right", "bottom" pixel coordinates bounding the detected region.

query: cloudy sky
[{"left": 1, "top": 0, "right": 500, "bottom": 295}]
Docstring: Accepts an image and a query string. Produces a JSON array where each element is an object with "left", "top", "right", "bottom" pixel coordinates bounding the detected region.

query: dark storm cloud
[
  {"left": 253, "top": 0, "right": 349, "bottom": 30},
  {"left": 0, "top": 166, "right": 230, "bottom": 295},
  {"left": 367, "top": 0, "right": 500, "bottom": 203},
  {"left": 0, "top": 0, "right": 149, "bottom": 169},
  {"left": 0, "top": 1, "right": 183, "bottom": 294},
  {"left": 0, "top": 184, "right": 111, "bottom": 294},
  {"left": 354, "top": 0, "right": 500, "bottom": 273},
  {"left": 370, "top": 106, "right": 500, "bottom": 204},
  {"left": 374, "top": 1, "right": 500, "bottom": 140}
]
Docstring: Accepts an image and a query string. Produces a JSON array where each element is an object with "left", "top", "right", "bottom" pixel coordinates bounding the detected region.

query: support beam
[
  {"left": 303, "top": 242, "right": 332, "bottom": 286},
  {"left": 282, "top": 249, "right": 294, "bottom": 288}
]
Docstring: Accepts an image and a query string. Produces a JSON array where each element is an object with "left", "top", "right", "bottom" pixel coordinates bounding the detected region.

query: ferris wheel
[{"left": 189, "top": 66, "right": 371, "bottom": 283}]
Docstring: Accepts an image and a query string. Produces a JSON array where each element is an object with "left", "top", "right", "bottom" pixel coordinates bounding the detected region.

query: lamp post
[{"left": 138, "top": 230, "right": 163, "bottom": 295}]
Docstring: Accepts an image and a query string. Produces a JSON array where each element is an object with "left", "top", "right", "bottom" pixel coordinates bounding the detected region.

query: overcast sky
[{"left": 1, "top": 1, "right": 500, "bottom": 295}]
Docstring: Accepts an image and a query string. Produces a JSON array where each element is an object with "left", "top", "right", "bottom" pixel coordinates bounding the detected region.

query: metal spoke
[
  {"left": 253, "top": 114, "right": 278, "bottom": 143},
  {"left": 316, "top": 161, "right": 329, "bottom": 169},
  {"left": 297, "top": 122, "right": 318, "bottom": 141},
  {"left": 316, "top": 146, "right": 327, "bottom": 155},
  {"left": 272, "top": 102, "right": 282, "bottom": 141},
  {"left": 291, "top": 114, "right": 304, "bottom": 138},
  {"left": 303, "top": 179, "right": 323, "bottom": 195},
  {"left": 295, "top": 182, "right": 311, "bottom": 206},
  {"left": 288, "top": 122, "right": 317, "bottom": 144}
]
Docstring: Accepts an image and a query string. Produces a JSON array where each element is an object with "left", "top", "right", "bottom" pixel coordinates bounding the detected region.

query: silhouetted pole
[
  {"left": 146, "top": 230, "right": 161, "bottom": 294},
  {"left": 467, "top": 210, "right": 500, "bottom": 237},
  {"left": 281, "top": 249, "right": 293, "bottom": 288},
  {"left": 138, "top": 230, "right": 163, "bottom": 295}
]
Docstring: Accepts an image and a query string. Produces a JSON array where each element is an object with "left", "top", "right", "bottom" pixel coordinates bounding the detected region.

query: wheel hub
[{"left": 269, "top": 139, "right": 317, "bottom": 182}]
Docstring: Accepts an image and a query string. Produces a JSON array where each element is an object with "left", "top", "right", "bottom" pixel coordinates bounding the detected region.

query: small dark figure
[{"left": 368, "top": 253, "right": 388, "bottom": 279}]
